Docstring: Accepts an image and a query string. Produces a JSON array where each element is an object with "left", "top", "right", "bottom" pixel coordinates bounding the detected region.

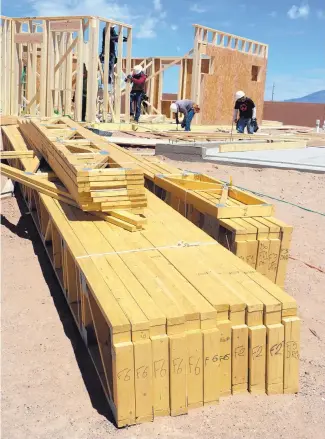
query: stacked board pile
[
  {"left": 18, "top": 118, "right": 147, "bottom": 213},
  {"left": 2, "top": 120, "right": 300, "bottom": 428},
  {"left": 79, "top": 138, "right": 293, "bottom": 288}
]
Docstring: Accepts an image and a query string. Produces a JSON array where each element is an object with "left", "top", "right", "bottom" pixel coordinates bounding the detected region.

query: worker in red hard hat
[
  {"left": 125, "top": 65, "right": 147, "bottom": 123},
  {"left": 233, "top": 91, "right": 257, "bottom": 134}
]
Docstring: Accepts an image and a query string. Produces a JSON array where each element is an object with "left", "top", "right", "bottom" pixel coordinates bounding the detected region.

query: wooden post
[
  {"left": 191, "top": 26, "right": 202, "bottom": 104},
  {"left": 114, "top": 25, "right": 123, "bottom": 122},
  {"left": 86, "top": 17, "right": 99, "bottom": 122},
  {"left": 149, "top": 58, "right": 155, "bottom": 115},
  {"left": 177, "top": 60, "right": 183, "bottom": 101},
  {"left": 102, "top": 22, "right": 111, "bottom": 122},
  {"left": 11, "top": 21, "right": 22, "bottom": 116},
  {"left": 75, "top": 19, "right": 84, "bottom": 121},
  {"left": 46, "top": 27, "right": 55, "bottom": 116},
  {"left": 157, "top": 59, "right": 162, "bottom": 114},
  {"left": 64, "top": 32, "right": 73, "bottom": 116},
  {"left": 124, "top": 27, "right": 132, "bottom": 123},
  {"left": 40, "top": 20, "right": 48, "bottom": 117}
]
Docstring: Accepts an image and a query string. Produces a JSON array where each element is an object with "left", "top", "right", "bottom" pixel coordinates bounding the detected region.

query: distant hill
[{"left": 285, "top": 90, "right": 325, "bottom": 103}]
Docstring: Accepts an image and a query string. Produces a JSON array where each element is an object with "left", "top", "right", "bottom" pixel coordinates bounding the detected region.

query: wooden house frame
[
  {"left": 0, "top": 15, "right": 132, "bottom": 123},
  {"left": 124, "top": 24, "right": 268, "bottom": 124},
  {"left": 1, "top": 19, "right": 268, "bottom": 125}
]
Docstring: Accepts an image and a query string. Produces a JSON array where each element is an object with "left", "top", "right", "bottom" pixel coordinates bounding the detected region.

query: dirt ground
[{"left": 2, "top": 161, "right": 325, "bottom": 439}]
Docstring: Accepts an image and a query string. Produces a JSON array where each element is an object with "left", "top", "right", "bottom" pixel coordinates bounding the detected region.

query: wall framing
[{"left": 0, "top": 15, "right": 132, "bottom": 123}]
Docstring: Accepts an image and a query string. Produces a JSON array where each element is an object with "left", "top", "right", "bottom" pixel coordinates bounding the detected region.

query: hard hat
[
  {"left": 170, "top": 103, "right": 178, "bottom": 113},
  {"left": 133, "top": 65, "right": 142, "bottom": 74},
  {"left": 235, "top": 90, "right": 245, "bottom": 100}
]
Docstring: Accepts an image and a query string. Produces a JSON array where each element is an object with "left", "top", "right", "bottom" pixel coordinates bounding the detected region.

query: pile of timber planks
[
  {"left": 82, "top": 141, "right": 292, "bottom": 288},
  {"left": 18, "top": 118, "right": 147, "bottom": 213},
  {"left": 1, "top": 125, "right": 146, "bottom": 232},
  {"left": 2, "top": 120, "right": 300, "bottom": 428}
]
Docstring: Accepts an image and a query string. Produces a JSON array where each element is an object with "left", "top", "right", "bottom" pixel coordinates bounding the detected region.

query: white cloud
[
  {"left": 28, "top": 0, "right": 131, "bottom": 21},
  {"left": 135, "top": 17, "right": 158, "bottom": 39},
  {"left": 171, "top": 24, "right": 178, "bottom": 31},
  {"left": 221, "top": 21, "right": 231, "bottom": 28},
  {"left": 287, "top": 3, "right": 310, "bottom": 19},
  {"left": 153, "top": 0, "right": 162, "bottom": 12},
  {"left": 269, "top": 11, "right": 277, "bottom": 18},
  {"left": 317, "top": 10, "right": 325, "bottom": 19},
  {"left": 190, "top": 3, "right": 207, "bottom": 13}
]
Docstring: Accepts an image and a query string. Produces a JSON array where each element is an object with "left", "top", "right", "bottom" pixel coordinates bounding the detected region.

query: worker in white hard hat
[
  {"left": 125, "top": 65, "right": 147, "bottom": 123},
  {"left": 170, "top": 100, "right": 200, "bottom": 131},
  {"left": 233, "top": 91, "right": 257, "bottom": 134},
  {"left": 100, "top": 25, "right": 128, "bottom": 84}
]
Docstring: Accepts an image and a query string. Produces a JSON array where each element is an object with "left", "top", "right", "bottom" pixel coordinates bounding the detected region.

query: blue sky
[{"left": 2, "top": 0, "right": 325, "bottom": 100}]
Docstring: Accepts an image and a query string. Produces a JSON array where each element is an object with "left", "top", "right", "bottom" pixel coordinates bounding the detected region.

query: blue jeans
[
  {"left": 182, "top": 109, "right": 195, "bottom": 131},
  {"left": 130, "top": 92, "right": 143, "bottom": 122},
  {"left": 237, "top": 117, "right": 254, "bottom": 134}
]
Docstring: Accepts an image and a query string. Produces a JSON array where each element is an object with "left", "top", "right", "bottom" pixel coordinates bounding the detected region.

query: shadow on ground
[{"left": 1, "top": 189, "right": 115, "bottom": 425}]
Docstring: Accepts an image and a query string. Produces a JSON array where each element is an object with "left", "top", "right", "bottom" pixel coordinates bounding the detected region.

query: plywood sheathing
[{"left": 200, "top": 45, "right": 267, "bottom": 125}]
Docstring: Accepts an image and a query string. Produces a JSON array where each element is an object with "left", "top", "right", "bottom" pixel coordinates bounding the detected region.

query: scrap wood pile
[{"left": 1, "top": 118, "right": 300, "bottom": 428}]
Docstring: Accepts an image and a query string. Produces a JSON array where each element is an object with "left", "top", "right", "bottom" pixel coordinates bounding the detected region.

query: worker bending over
[
  {"left": 233, "top": 91, "right": 257, "bottom": 134},
  {"left": 170, "top": 100, "right": 200, "bottom": 131},
  {"left": 100, "top": 25, "right": 127, "bottom": 85},
  {"left": 125, "top": 65, "right": 147, "bottom": 123}
]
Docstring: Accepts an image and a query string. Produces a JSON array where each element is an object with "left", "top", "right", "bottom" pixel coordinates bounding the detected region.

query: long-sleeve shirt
[
  {"left": 131, "top": 73, "right": 147, "bottom": 92},
  {"left": 175, "top": 99, "right": 194, "bottom": 118}
]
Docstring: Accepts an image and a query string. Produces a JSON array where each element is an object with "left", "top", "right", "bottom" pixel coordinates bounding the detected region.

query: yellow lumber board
[
  {"left": 247, "top": 271, "right": 297, "bottom": 314},
  {"left": 151, "top": 334, "right": 170, "bottom": 416},
  {"left": 169, "top": 334, "right": 188, "bottom": 416},
  {"left": 266, "top": 323, "right": 284, "bottom": 394},
  {"left": 218, "top": 140, "right": 306, "bottom": 153},
  {"left": 134, "top": 340, "right": 154, "bottom": 423},
  {"left": 40, "top": 195, "right": 132, "bottom": 337},
  {"left": 187, "top": 330, "right": 204, "bottom": 409},
  {"left": 112, "top": 341, "right": 136, "bottom": 426},
  {"left": 217, "top": 320, "right": 232, "bottom": 396},
  {"left": 231, "top": 324, "right": 248, "bottom": 394},
  {"left": 203, "top": 328, "right": 220, "bottom": 405},
  {"left": 248, "top": 325, "right": 266, "bottom": 394},
  {"left": 282, "top": 317, "right": 300, "bottom": 394},
  {"left": 2, "top": 125, "right": 40, "bottom": 172}
]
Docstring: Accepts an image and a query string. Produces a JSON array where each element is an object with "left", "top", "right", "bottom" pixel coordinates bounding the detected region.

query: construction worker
[
  {"left": 125, "top": 65, "right": 147, "bottom": 123},
  {"left": 233, "top": 91, "right": 257, "bottom": 134},
  {"left": 99, "top": 26, "right": 127, "bottom": 85},
  {"left": 170, "top": 100, "right": 200, "bottom": 131}
]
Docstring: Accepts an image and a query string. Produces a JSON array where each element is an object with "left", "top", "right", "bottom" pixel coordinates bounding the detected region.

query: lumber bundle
[
  {"left": 18, "top": 118, "right": 147, "bottom": 213},
  {"left": 2, "top": 120, "right": 300, "bottom": 428},
  {"left": 2, "top": 125, "right": 146, "bottom": 232}
]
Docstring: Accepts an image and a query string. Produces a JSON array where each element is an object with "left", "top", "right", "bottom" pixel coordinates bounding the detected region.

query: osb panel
[{"left": 200, "top": 45, "right": 267, "bottom": 125}]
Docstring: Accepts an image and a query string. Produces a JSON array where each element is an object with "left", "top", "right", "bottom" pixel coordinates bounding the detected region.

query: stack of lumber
[
  {"left": 18, "top": 118, "right": 147, "bottom": 213},
  {"left": 1, "top": 125, "right": 146, "bottom": 232},
  {"left": 78, "top": 140, "right": 292, "bottom": 288},
  {"left": 2, "top": 119, "right": 300, "bottom": 428}
]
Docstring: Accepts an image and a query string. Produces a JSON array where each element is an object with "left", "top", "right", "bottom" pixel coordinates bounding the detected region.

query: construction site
[{"left": 1, "top": 14, "right": 325, "bottom": 439}]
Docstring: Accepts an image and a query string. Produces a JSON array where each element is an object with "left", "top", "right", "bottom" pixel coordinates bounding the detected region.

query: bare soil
[{"left": 1, "top": 162, "right": 325, "bottom": 439}]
